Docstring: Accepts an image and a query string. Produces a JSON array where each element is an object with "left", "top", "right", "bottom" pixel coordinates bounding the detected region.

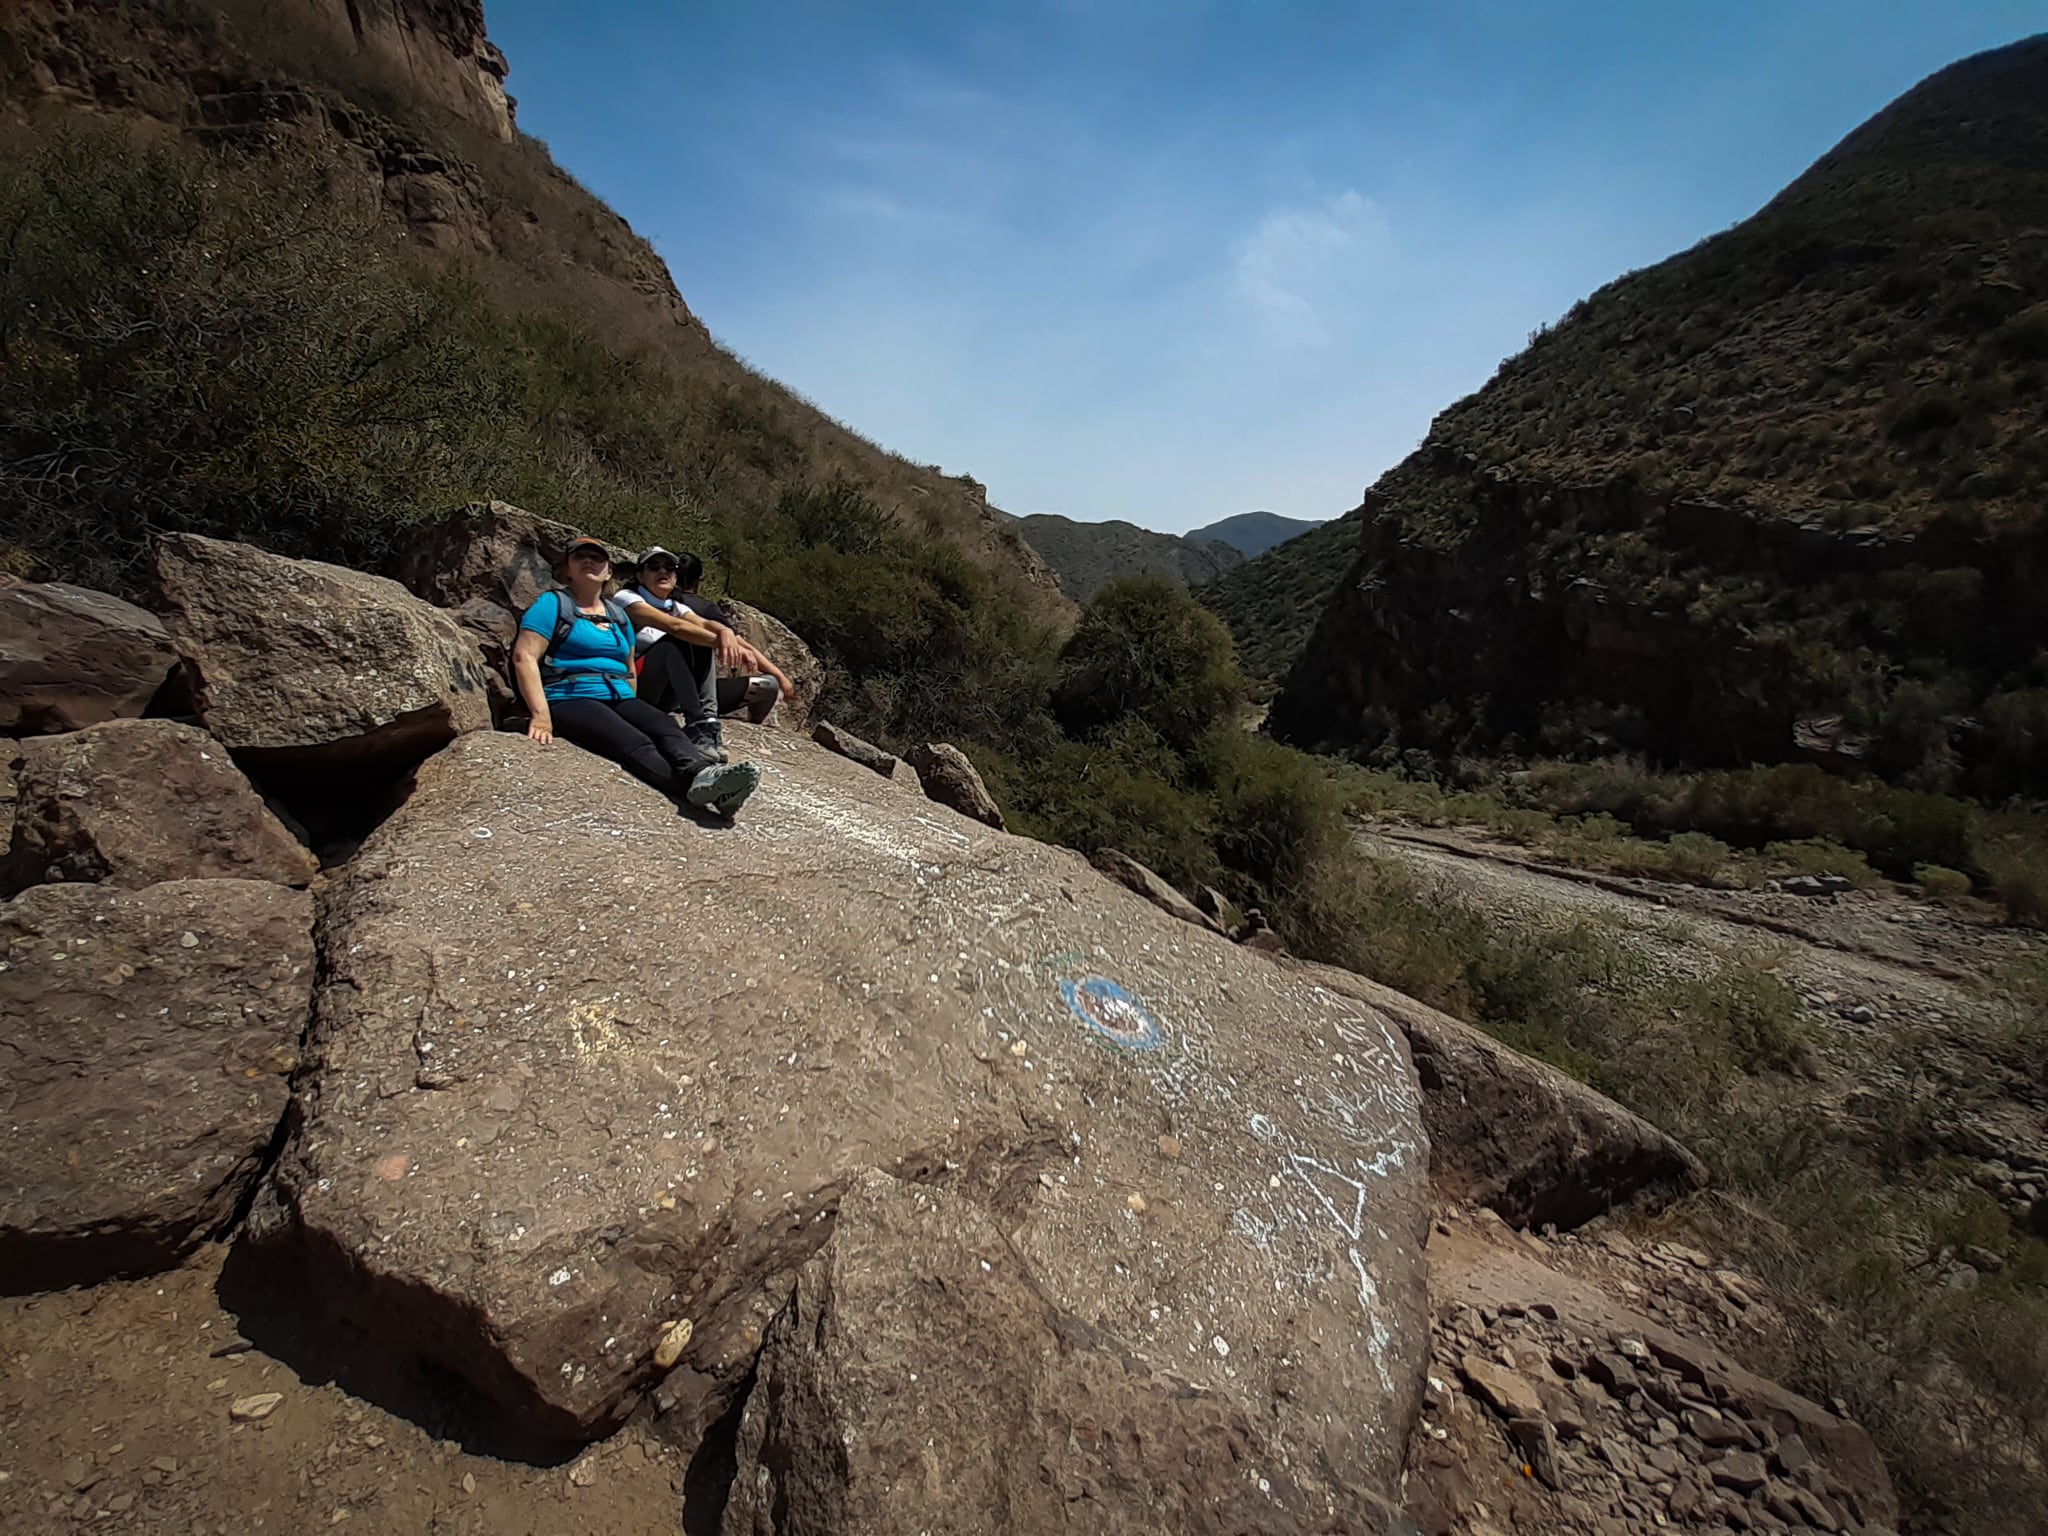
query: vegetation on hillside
[
  {"left": 1014, "top": 512, "right": 1240, "bottom": 604},
  {"left": 1448, "top": 36, "right": 2048, "bottom": 527},
  {"left": 1194, "top": 511, "right": 1362, "bottom": 685}
]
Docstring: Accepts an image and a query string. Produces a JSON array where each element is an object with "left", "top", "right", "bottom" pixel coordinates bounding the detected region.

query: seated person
[
  {"left": 618, "top": 548, "right": 793, "bottom": 757},
  {"left": 510, "top": 536, "right": 761, "bottom": 817}
]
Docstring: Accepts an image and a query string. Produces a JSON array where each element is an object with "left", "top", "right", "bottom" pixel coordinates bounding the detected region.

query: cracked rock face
[
  {"left": 5, "top": 719, "right": 318, "bottom": 895},
  {"left": 0, "top": 880, "right": 315, "bottom": 1293},
  {"left": 721, "top": 1169, "right": 1402, "bottom": 1534},
  {"left": 0, "top": 575, "right": 178, "bottom": 735},
  {"left": 155, "top": 533, "right": 493, "bottom": 778},
  {"left": 247, "top": 726, "right": 1431, "bottom": 1492}
]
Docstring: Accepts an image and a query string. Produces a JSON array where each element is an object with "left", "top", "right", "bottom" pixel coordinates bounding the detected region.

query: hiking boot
[
  {"left": 684, "top": 761, "right": 760, "bottom": 818},
  {"left": 684, "top": 720, "right": 728, "bottom": 763}
]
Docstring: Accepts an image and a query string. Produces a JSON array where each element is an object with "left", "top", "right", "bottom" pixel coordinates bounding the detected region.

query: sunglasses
[{"left": 643, "top": 561, "right": 678, "bottom": 575}]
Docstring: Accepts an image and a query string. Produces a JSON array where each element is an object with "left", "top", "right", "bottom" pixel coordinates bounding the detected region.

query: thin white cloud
[{"left": 1232, "top": 189, "right": 1390, "bottom": 342}]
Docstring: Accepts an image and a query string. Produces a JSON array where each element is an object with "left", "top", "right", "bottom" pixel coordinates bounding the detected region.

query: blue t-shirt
[{"left": 518, "top": 591, "right": 635, "bottom": 702}]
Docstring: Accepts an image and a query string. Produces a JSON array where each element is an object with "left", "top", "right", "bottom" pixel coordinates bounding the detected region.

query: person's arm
[
  {"left": 512, "top": 629, "right": 553, "bottom": 744},
  {"left": 623, "top": 600, "right": 749, "bottom": 670}
]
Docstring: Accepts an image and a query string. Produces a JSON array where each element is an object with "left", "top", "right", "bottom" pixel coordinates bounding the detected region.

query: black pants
[
  {"left": 550, "top": 695, "right": 713, "bottom": 797},
  {"left": 638, "top": 637, "right": 780, "bottom": 724},
  {"left": 635, "top": 635, "right": 712, "bottom": 716}
]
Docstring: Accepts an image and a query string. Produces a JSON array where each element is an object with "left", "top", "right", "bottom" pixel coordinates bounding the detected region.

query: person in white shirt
[{"left": 617, "top": 547, "right": 791, "bottom": 760}]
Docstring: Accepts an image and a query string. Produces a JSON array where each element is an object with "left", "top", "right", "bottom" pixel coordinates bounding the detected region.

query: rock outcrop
[
  {"left": 1090, "top": 848, "right": 1225, "bottom": 935},
  {"left": 246, "top": 726, "right": 1431, "bottom": 1489},
  {"left": 722, "top": 598, "right": 821, "bottom": 730},
  {"left": 721, "top": 1169, "right": 1394, "bottom": 1535},
  {"left": 807, "top": 720, "right": 921, "bottom": 794},
  {"left": 1300, "top": 964, "right": 1705, "bottom": 1229},
  {"left": 389, "top": 500, "right": 589, "bottom": 619},
  {"left": 155, "top": 533, "right": 493, "bottom": 780},
  {"left": 4, "top": 720, "right": 318, "bottom": 895},
  {"left": 0, "top": 575, "right": 179, "bottom": 734},
  {"left": 0, "top": 880, "right": 315, "bottom": 1293},
  {"left": 905, "top": 741, "right": 1006, "bottom": 829}
]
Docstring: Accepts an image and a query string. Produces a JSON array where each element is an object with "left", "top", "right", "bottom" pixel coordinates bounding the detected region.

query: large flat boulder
[
  {"left": 0, "top": 575, "right": 179, "bottom": 734},
  {"left": 0, "top": 880, "right": 315, "bottom": 1292},
  {"left": 4, "top": 719, "right": 318, "bottom": 894},
  {"left": 248, "top": 726, "right": 1431, "bottom": 1493},
  {"left": 155, "top": 533, "right": 493, "bottom": 777},
  {"left": 1295, "top": 963, "right": 1706, "bottom": 1229},
  {"left": 722, "top": 1170, "right": 1401, "bottom": 1535}
]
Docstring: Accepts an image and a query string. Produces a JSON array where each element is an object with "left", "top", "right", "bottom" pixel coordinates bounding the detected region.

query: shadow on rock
[{"left": 216, "top": 1235, "right": 583, "bottom": 1467}]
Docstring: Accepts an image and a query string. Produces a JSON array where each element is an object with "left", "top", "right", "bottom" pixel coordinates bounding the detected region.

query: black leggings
[{"left": 549, "top": 695, "right": 713, "bottom": 796}]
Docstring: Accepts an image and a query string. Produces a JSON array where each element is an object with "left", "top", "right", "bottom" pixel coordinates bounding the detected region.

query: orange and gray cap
[{"left": 562, "top": 534, "right": 611, "bottom": 560}]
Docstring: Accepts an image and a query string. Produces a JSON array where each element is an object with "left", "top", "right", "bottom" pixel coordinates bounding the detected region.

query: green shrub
[
  {"left": 1916, "top": 863, "right": 1973, "bottom": 900},
  {"left": 1200, "top": 732, "right": 1347, "bottom": 896},
  {"left": 1054, "top": 577, "right": 1246, "bottom": 753},
  {"left": 1977, "top": 829, "right": 2048, "bottom": 929},
  {"left": 1767, "top": 839, "right": 1880, "bottom": 885}
]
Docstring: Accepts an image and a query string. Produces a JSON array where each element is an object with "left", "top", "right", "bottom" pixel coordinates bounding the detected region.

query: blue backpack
[{"left": 537, "top": 588, "right": 636, "bottom": 691}]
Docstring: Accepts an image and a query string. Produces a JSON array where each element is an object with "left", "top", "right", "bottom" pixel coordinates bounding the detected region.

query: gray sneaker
[{"left": 684, "top": 761, "right": 761, "bottom": 817}]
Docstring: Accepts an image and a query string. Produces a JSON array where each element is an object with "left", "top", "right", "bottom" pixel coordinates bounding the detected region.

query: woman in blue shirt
[{"left": 510, "top": 537, "right": 761, "bottom": 817}]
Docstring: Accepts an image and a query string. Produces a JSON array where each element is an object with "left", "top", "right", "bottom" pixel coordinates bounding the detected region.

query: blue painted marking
[{"left": 1060, "top": 976, "right": 1165, "bottom": 1053}]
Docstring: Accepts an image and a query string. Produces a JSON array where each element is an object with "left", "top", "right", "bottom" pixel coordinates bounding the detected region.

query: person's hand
[
  {"left": 527, "top": 715, "right": 554, "bottom": 745},
  {"left": 714, "top": 624, "right": 748, "bottom": 671}
]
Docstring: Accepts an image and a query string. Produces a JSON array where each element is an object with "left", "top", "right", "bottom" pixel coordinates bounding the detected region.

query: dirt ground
[{"left": 0, "top": 1247, "right": 690, "bottom": 1534}]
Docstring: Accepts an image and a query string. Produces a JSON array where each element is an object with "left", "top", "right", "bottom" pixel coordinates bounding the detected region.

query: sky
[{"left": 485, "top": 1, "right": 2045, "bottom": 535}]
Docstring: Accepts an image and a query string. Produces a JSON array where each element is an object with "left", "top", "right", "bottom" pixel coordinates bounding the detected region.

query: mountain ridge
[{"left": 1217, "top": 33, "right": 2048, "bottom": 794}]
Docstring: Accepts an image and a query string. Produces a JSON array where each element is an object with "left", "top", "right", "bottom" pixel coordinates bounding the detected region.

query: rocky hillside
[
  {"left": 1187, "top": 511, "right": 1325, "bottom": 558},
  {"left": 1250, "top": 36, "right": 2048, "bottom": 793},
  {"left": 1197, "top": 511, "right": 1365, "bottom": 684},
  {"left": 1014, "top": 512, "right": 1242, "bottom": 603},
  {"left": 0, "top": 0, "right": 1066, "bottom": 622}
]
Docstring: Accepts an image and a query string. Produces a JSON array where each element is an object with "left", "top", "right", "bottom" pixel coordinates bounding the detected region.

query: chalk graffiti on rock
[{"left": 1059, "top": 976, "right": 1166, "bottom": 1054}]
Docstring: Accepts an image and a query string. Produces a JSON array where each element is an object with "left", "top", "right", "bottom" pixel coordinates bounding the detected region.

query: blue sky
[{"left": 486, "top": 1, "right": 2044, "bottom": 535}]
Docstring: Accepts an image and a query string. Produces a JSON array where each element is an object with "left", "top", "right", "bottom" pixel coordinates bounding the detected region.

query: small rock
[
  {"left": 108, "top": 1494, "right": 134, "bottom": 1514},
  {"left": 1772, "top": 1434, "right": 1811, "bottom": 1476},
  {"left": 1616, "top": 1337, "right": 1649, "bottom": 1362},
  {"left": 1961, "top": 1244, "right": 2004, "bottom": 1273},
  {"left": 567, "top": 1458, "right": 598, "bottom": 1488},
  {"left": 1156, "top": 1133, "right": 1181, "bottom": 1160},
  {"left": 229, "top": 1392, "right": 284, "bottom": 1422},
  {"left": 1459, "top": 1355, "right": 1545, "bottom": 1422},
  {"left": 1586, "top": 1352, "right": 1640, "bottom": 1395},
  {"left": 1642, "top": 1443, "right": 1684, "bottom": 1479},
  {"left": 461, "top": 1473, "right": 476, "bottom": 1496},
  {"left": 1510, "top": 1416, "right": 1562, "bottom": 1489},
  {"left": 1688, "top": 1409, "right": 1749, "bottom": 1449},
  {"left": 1710, "top": 1451, "right": 1769, "bottom": 1494},
  {"left": 1849, "top": 1004, "right": 1877, "bottom": 1024},
  {"left": 1125, "top": 1192, "right": 1148, "bottom": 1215}
]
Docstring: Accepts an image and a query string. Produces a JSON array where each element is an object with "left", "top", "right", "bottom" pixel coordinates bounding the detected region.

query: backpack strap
[{"left": 537, "top": 590, "right": 636, "bottom": 695}]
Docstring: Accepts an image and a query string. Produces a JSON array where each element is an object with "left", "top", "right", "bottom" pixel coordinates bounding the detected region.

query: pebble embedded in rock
[{"left": 653, "top": 1318, "right": 693, "bottom": 1369}]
